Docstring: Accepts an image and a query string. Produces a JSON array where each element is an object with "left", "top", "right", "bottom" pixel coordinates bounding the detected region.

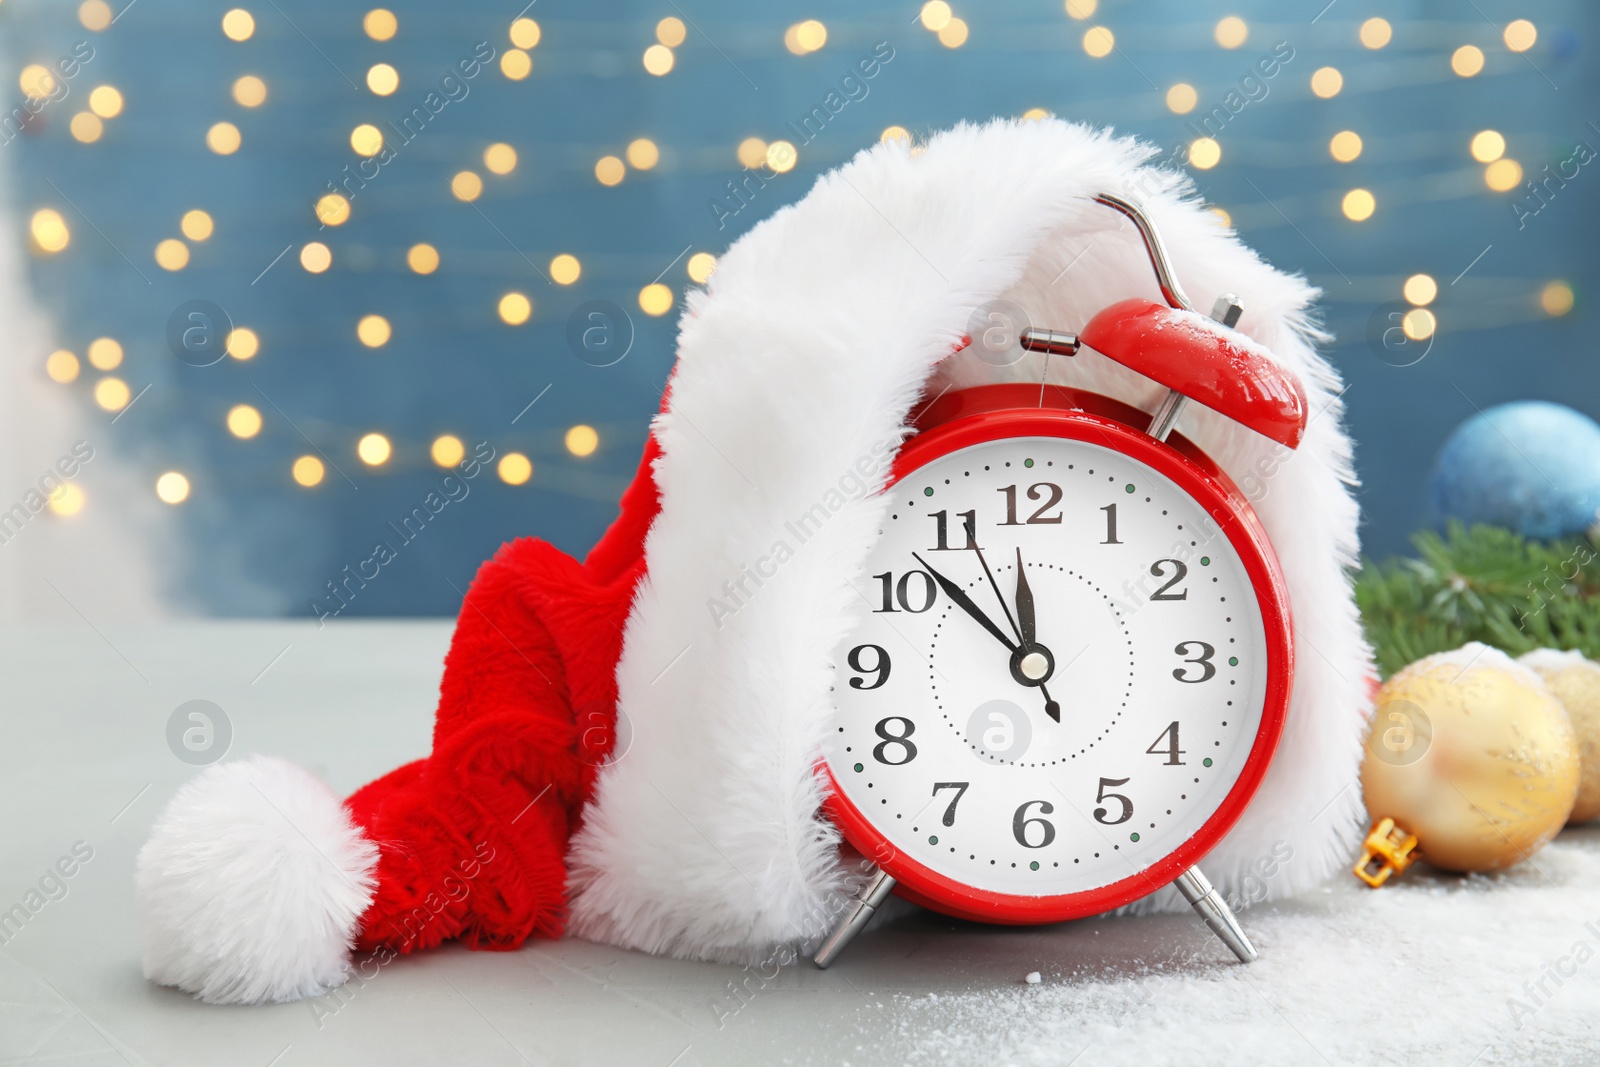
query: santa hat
[{"left": 136, "top": 118, "right": 1372, "bottom": 1003}]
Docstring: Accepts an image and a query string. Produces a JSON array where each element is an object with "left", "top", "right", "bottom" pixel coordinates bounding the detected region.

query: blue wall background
[{"left": 6, "top": 0, "right": 1594, "bottom": 615}]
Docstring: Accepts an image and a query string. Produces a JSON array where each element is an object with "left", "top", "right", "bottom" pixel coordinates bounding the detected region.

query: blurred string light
[
  {"left": 498, "top": 453, "right": 532, "bottom": 485},
  {"left": 357, "top": 433, "right": 391, "bottom": 466},
  {"left": 627, "top": 138, "right": 659, "bottom": 170},
  {"left": 1213, "top": 16, "right": 1247, "bottom": 50},
  {"left": 687, "top": 252, "right": 717, "bottom": 283},
  {"left": 292, "top": 456, "right": 325, "bottom": 487},
  {"left": 364, "top": 8, "right": 398, "bottom": 42},
  {"left": 565, "top": 425, "right": 599, "bottom": 457},
  {"left": 595, "top": 155, "right": 625, "bottom": 186},
  {"left": 70, "top": 113, "right": 103, "bottom": 143},
  {"left": 1329, "top": 131, "right": 1362, "bottom": 163},
  {"left": 232, "top": 75, "right": 267, "bottom": 107},
  {"left": 46, "top": 350, "right": 80, "bottom": 383},
  {"left": 94, "top": 378, "right": 130, "bottom": 411},
  {"left": 431, "top": 435, "right": 465, "bottom": 467},
  {"left": 550, "top": 254, "right": 581, "bottom": 285},
  {"left": 351, "top": 123, "right": 384, "bottom": 155},
  {"left": 79, "top": 1, "right": 113, "bottom": 32},
  {"left": 155, "top": 239, "right": 189, "bottom": 271},
  {"left": 1189, "top": 137, "right": 1221, "bottom": 170},
  {"left": 498, "top": 292, "right": 532, "bottom": 325},
  {"left": 655, "top": 17, "right": 685, "bottom": 47},
  {"left": 638, "top": 284, "right": 673, "bottom": 316},
  {"left": 484, "top": 143, "right": 517, "bottom": 175},
  {"left": 31, "top": 209, "right": 70, "bottom": 253},
  {"left": 510, "top": 18, "right": 541, "bottom": 49},
  {"left": 155, "top": 472, "right": 191, "bottom": 505},
  {"left": 1470, "top": 130, "right": 1505, "bottom": 163},
  {"left": 300, "top": 242, "right": 332, "bottom": 272},
  {"left": 643, "top": 44, "right": 674, "bottom": 76},
  {"left": 451, "top": 171, "right": 483, "bottom": 201},
  {"left": 227, "top": 404, "right": 262, "bottom": 438},
  {"left": 1082, "top": 26, "right": 1113, "bottom": 59},
  {"left": 316, "top": 193, "right": 351, "bottom": 226},
  {"left": 407, "top": 243, "right": 439, "bottom": 274},
  {"left": 207, "top": 121, "right": 241, "bottom": 154},
  {"left": 501, "top": 50, "right": 532, "bottom": 80},
  {"left": 181, "top": 209, "right": 214, "bottom": 240},
  {"left": 1541, "top": 282, "right": 1574, "bottom": 316},
  {"left": 23, "top": 7, "right": 1570, "bottom": 523},
  {"left": 226, "top": 327, "right": 259, "bottom": 360},
  {"left": 366, "top": 63, "right": 400, "bottom": 96},
  {"left": 736, "top": 137, "right": 767, "bottom": 167},
  {"left": 220, "top": 8, "right": 254, "bottom": 42},
  {"left": 1341, "top": 188, "right": 1376, "bottom": 222},
  {"left": 785, "top": 20, "right": 827, "bottom": 56},
  {"left": 48, "top": 484, "right": 85, "bottom": 517},
  {"left": 766, "top": 140, "right": 797, "bottom": 172},
  {"left": 1403, "top": 274, "right": 1437, "bottom": 306},
  {"left": 1402, "top": 308, "right": 1436, "bottom": 341},
  {"left": 1451, "top": 45, "right": 1485, "bottom": 77},
  {"left": 88, "top": 337, "right": 122, "bottom": 369},
  {"left": 1484, "top": 158, "right": 1523, "bottom": 192},
  {"left": 1021, "top": 108, "right": 1049, "bottom": 122},
  {"left": 89, "top": 85, "right": 123, "bottom": 117},
  {"left": 357, "top": 314, "right": 391, "bottom": 347},
  {"left": 1503, "top": 20, "right": 1537, "bottom": 53}
]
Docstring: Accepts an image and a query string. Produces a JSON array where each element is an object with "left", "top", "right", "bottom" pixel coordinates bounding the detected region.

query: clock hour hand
[{"left": 911, "top": 552, "right": 1017, "bottom": 653}]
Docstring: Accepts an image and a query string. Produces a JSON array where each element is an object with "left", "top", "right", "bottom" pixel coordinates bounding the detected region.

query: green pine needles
[{"left": 1356, "top": 522, "right": 1600, "bottom": 678}]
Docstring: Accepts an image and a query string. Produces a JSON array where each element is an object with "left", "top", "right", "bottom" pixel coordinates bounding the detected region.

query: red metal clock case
[{"left": 821, "top": 383, "right": 1295, "bottom": 925}]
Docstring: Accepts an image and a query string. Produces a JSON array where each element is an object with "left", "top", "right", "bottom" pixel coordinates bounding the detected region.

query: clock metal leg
[
  {"left": 812, "top": 867, "right": 897, "bottom": 969},
  {"left": 1174, "top": 866, "right": 1257, "bottom": 963}
]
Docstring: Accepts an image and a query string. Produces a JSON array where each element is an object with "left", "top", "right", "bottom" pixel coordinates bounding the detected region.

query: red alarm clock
[{"left": 814, "top": 194, "right": 1307, "bottom": 967}]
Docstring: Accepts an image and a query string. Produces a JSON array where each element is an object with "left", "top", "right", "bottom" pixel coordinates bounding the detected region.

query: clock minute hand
[
  {"left": 1013, "top": 546, "right": 1037, "bottom": 648},
  {"left": 1015, "top": 546, "right": 1063, "bottom": 723},
  {"left": 911, "top": 552, "right": 1017, "bottom": 653}
]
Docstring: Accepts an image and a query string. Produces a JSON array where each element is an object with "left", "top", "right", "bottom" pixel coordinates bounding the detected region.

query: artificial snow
[{"left": 862, "top": 828, "right": 1600, "bottom": 1066}]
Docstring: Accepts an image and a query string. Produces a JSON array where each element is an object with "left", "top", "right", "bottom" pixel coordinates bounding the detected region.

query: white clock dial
[{"left": 826, "top": 434, "right": 1271, "bottom": 901}]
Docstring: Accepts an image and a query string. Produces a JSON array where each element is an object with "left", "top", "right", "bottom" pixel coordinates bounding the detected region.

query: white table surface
[{"left": 4, "top": 620, "right": 1597, "bottom": 1066}]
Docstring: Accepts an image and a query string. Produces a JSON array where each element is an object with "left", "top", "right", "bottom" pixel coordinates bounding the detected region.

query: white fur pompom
[{"left": 136, "top": 755, "right": 378, "bottom": 1004}]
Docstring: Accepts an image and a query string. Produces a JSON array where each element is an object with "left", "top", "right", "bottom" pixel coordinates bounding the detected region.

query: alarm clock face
[{"left": 823, "top": 411, "right": 1288, "bottom": 919}]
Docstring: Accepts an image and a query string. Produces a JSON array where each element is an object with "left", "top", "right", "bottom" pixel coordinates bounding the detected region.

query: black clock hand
[
  {"left": 965, "top": 514, "right": 1023, "bottom": 644},
  {"left": 1015, "top": 546, "right": 1062, "bottom": 723},
  {"left": 1014, "top": 546, "right": 1037, "bottom": 648},
  {"left": 911, "top": 552, "right": 1017, "bottom": 653}
]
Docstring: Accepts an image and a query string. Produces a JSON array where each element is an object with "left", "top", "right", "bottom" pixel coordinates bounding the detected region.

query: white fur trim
[
  {"left": 570, "top": 119, "right": 1372, "bottom": 960},
  {"left": 1519, "top": 647, "right": 1592, "bottom": 673},
  {"left": 136, "top": 756, "right": 378, "bottom": 1004}
]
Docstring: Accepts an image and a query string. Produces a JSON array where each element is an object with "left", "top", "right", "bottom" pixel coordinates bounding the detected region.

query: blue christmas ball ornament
[{"left": 1430, "top": 401, "right": 1600, "bottom": 539}]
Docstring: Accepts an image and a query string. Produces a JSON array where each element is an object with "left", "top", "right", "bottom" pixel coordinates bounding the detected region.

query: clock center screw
[{"left": 1019, "top": 651, "right": 1050, "bottom": 681}]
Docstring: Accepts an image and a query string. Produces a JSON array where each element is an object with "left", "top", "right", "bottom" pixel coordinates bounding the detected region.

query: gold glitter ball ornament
[
  {"left": 1520, "top": 649, "right": 1600, "bottom": 824},
  {"left": 1357, "top": 643, "right": 1578, "bottom": 883}
]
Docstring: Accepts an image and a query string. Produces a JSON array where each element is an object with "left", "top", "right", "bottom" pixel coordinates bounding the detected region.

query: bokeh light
[
  {"left": 227, "top": 404, "right": 263, "bottom": 438},
  {"left": 88, "top": 337, "right": 122, "bottom": 370},
  {"left": 226, "top": 327, "right": 259, "bottom": 361},
  {"left": 498, "top": 453, "right": 532, "bottom": 485},
  {"left": 498, "top": 292, "right": 532, "bottom": 325},
  {"left": 1403, "top": 274, "right": 1438, "bottom": 307},
  {"left": 357, "top": 314, "right": 392, "bottom": 348},
  {"left": 292, "top": 456, "right": 325, "bottom": 487},
  {"left": 1329, "top": 131, "right": 1362, "bottom": 163},
  {"left": 358, "top": 433, "right": 392, "bottom": 466},
  {"left": 1341, "top": 188, "right": 1376, "bottom": 221},
  {"left": 550, "top": 254, "right": 581, "bottom": 285},
  {"left": 156, "top": 472, "right": 191, "bottom": 505},
  {"left": 565, "top": 425, "right": 599, "bottom": 457},
  {"left": 431, "top": 435, "right": 465, "bottom": 467}
]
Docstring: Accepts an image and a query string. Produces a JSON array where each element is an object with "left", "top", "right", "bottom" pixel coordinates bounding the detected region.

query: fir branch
[{"left": 1355, "top": 522, "right": 1600, "bottom": 678}]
